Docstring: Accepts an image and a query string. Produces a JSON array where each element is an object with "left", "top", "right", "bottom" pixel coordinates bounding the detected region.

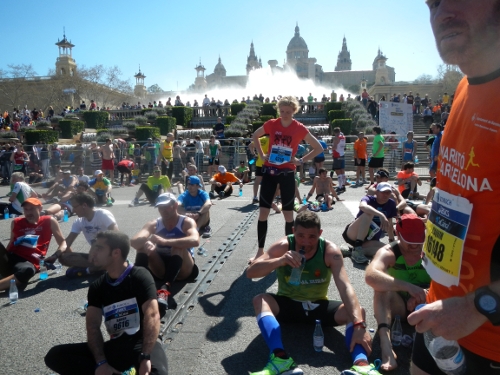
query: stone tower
[
  {"left": 246, "top": 42, "right": 262, "bottom": 75},
  {"left": 55, "top": 30, "right": 76, "bottom": 76},
  {"left": 134, "top": 66, "right": 147, "bottom": 98},
  {"left": 373, "top": 49, "right": 391, "bottom": 85},
  {"left": 194, "top": 60, "right": 207, "bottom": 91},
  {"left": 335, "top": 36, "right": 352, "bottom": 71}
]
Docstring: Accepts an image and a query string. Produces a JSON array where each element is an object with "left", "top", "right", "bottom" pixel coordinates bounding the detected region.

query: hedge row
[
  {"left": 156, "top": 116, "right": 176, "bottom": 136},
  {"left": 59, "top": 119, "right": 85, "bottom": 139},
  {"left": 81, "top": 111, "right": 109, "bottom": 129},
  {"left": 136, "top": 126, "right": 160, "bottom": 141},
  {"left": 330, "top": 119, "right": 353, "bottom": 141},
  {"left": 171, "top": 107, "right": 193, "bottom": 128},
  {"left": 230, "top": 103, "right": 247, "bottom": 116},
  {"left": 252, "top": 121, "right": 264, "bottom": 132},
  {"left": 327, "top": 110, "right": 347, "bottom": 122},
  {"left": 325, "top": 101, "right": 342, "bottom": 113},
  {"left": 24, "top": 130, "right": 59, "bottom": 145},
  {"left": 261, "top": 103, "right": 277, "bottom": 117},
  {"left": 259, "top": 115, "right": 274, "bottom": 122},
  {"left": 225, "top": 115, "right": 236, "bottom": 124}
]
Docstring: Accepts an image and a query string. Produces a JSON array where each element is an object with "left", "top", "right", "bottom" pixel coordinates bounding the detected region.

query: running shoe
[
  {"left": 122, "top": 367, "right": 137, "bottom": 375},
  {"left": 209, "top": 191, "right": 216, "bottom": 199},
  {"left": 351, "top": 247, "right": 370, "bottom": 264},
  {"left": 340, "top": 244, "right": 353, "bottom": 258},
  {"left": 65, "top": 267, "right": 88, "bottom": 278},
  {"left": 129, "top": 198, "right": 139, "bottom": 207},
  {"left": 253, "top": 197, "right": 259, "bottom": 203},
  {"left": 157, "top": 285, "right": 170, "bottom": 315},
  {"left": 202, "top": 225, "right": 212, "bottom": 238},
  {"left": 350, "top": 360, "right": 382, "bottom": 375},
  {"left": 219, "top": 191, "right": 225, "bottom": 199},
  {"left": 106, "top": 198, "right": 113, "bottom": 207},
  {"left": 250, "top": 354, "right": 303, "bottom": 375}
]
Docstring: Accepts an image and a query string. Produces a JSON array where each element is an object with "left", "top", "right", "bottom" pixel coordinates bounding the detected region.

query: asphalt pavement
[{"left": 0, "top": 175, "right": 430, "bottom": 375}]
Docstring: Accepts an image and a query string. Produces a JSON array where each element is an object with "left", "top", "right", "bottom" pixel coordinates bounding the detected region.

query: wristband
[
  {"left": 353, "top": 320, "right": 367, "bottom": 329},
  {"left": 95, "top": 359, "right": 107, "bottom": 369}
]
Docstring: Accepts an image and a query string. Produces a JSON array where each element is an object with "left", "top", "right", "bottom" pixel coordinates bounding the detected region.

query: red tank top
[
  {"left": 11, "top": 216, "right": 53, "bottom": 270},
  {"left": 13, "top": 152, "right": 25, "bottom": 165}
]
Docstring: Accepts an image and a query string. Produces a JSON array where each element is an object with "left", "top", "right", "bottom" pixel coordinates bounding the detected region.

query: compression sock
[
  {"left": 257, "top": 312, "right": 284, "bottom": 354},
  {"left": 285, "top": 221, "right": 294, "bottom": 236},
  {"left": 330, "top": 170, "right": 334, "bottom": 178},
  {"left": 345, "top": 322, "right": 369, "bottom": 365},
  {"left": 354, "top": 239, "right": 363, "bottom": 248},
  {"left": 258, "top": 220, "right": 268, "bottom": 249},
  {"left": 164, "top": 254, "right": 183, "bottom": 284}
]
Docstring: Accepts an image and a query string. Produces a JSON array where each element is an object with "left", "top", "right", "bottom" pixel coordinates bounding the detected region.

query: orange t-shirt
[
  {"left": 427, "top": 75, "right": 500, "bottom": 361},
  {"left": 353, "top": 138, "right": 367, "bottom": 159},
  {"left": 396, "top": 170, "right": 418, "bottom": 194},
  {"left": 213, "top": 172, "right": 239, "bottom": 185}
]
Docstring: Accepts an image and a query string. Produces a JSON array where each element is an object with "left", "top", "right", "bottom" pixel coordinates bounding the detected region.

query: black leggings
[
  {"left": 140, "top": 184, "right": 161, "bottom": 203},
  {"left": 259, "top": 170, "right": 296, "bottom": 211},
  {"left": 44, "top": 334, "right": 168, "bottom": 375}
]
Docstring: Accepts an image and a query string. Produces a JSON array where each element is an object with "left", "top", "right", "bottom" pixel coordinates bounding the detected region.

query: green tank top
[
  {"left": 209, "top": 143, "right": 218, "bottom": 157},
  {"left": 277, "top": 235, "right": 331, "bottom": 301},
  {"left": 387, "top": 242, "right": 431, "bottom": 289}
]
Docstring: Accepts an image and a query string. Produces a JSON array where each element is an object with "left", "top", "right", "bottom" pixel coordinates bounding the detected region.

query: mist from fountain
[{"left": 158, "top": 66, "right": 354, "bottom": 105}]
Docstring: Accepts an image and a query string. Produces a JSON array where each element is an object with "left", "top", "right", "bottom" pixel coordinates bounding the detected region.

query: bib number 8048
[{"left": 426, "top": 235, "right": 445, "bottom": 262}]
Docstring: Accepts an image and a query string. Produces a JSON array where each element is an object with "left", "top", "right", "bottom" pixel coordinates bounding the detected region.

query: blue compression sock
[
  {"left": 345, "top": 322, "right": 368, "bottom": 365},
  {"left": 257, "top": 312, "right": 284, "bottom": 353}
]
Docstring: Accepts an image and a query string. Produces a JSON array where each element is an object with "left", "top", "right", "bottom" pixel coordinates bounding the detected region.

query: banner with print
[{"left": 378, "top": 101, "right": 413, "bottom": 136}]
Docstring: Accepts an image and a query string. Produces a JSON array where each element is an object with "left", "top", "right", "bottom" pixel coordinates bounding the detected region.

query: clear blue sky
[{"left": 2, "top": 0, "right": 442, "bottom": 92}]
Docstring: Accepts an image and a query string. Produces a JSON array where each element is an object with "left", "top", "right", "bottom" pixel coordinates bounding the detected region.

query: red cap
[
  {"left": 21, "top": 198, "right": 43, "bottom": 207},
  {"left": 396, "top": 214, "right": 426, "bottom": 244}
]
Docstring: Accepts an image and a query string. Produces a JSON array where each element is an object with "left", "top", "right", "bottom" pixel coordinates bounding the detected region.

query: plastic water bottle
[
  {"left": 54, "top": 259, "right": 62, "bottom": 274},
  {"left": 391, "top": 315, "right": 403, "bottom": 346},
  {"left": 313, "top": 319, "right": 324, "bottom": 352},
  {"left": 63, "top": 209, "right": 69, "bottom": 222},
  {"left": 302, "top": 194, "right": 307, "bottom": 205},
  {"left": 414, "top": 155, "right": 419, "bottom": 164},
  {"left": 289, "top": 247, "right": 306, "bottom": 285},
  {"left": 239, "top": 187, "right": 243, "bottom": 197},
  {"left": 416, "top": 304, "right": 466, "bottom": 374},
  {"left": 9, "top": 279, "right": 18, "bottom": 304},
  {"left": 4, "top": 206, "right": 9, "bottom": 219},
  {"left": 39, "top": 260, "right": 48, "bottom": 280}
]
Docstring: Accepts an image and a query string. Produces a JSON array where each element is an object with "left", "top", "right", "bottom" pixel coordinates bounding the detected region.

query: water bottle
[
  {"left": 9, "top": 279, "right": 18, "bottom": 304},
  {"left": 366, "top": 221, "right": 381, "bottom": 240},
  {"left": 289, "top": 247, "right": 306, "bottom": 285},
  {"left": 391, "top": 315, "right": 403, "bottom": 346},
  {"left": 39, "top": 260, "right": 48, "bottom": 280},
  {"left": 414, "top": 155, "right": 419, "bottom": 164},
  {"left": 313, "top": 319, "right": 324, "bottom": 352},
  {"left": 302, "top": 194, "right": 307, "bottom": 205},
  {"left": 54, "top": 259, "right": 62, "bottom": 274},
  {"left": 63, "top": 209, "right": 69, "bottom": 222},
  {"left": 416, "top": 304, "right": 466, "bottom": 374},
  {"left": 239, "top": 187, "right": 243, "bottom": 197},
  {"left": 4, "top": 206, "right": 9, "bottom": 219}
]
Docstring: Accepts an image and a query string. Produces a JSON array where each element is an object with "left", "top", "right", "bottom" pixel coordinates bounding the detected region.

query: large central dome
[{"left": 287, "top": 24, "right": 308, "bottom": 51}]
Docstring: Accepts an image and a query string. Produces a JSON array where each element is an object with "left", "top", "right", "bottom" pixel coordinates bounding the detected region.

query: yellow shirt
[{"left": 162, "top": 141, "right": 173, "bottom": 160}]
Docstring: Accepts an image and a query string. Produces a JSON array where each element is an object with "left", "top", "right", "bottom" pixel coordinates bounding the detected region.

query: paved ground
[{"left": 0, "top": 175, "right": 430, "bottom": 374}]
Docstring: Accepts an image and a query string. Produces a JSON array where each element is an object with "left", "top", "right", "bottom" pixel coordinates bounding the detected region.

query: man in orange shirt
[
  {"left": 396, "top": 162, "right": 422, "bottom": 199},
  {"left": 353, "top": 131, "right": 368, "bottom": 186},
  {"left": 408, "top": 1, "right": 500, "bottom": 374},
  {"left": 209, "top": 165, "right": 242, "bottom": 199}
]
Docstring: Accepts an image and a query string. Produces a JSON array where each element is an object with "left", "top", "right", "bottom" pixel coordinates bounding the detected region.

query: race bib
[
  {"left": 422, "top": 189, "right": 472, "bottom": 287},
  {"left": 269, "top": 145, "right": 292, "bottom": 165},
  {"left": 103, "top": 297, "right": 140, "bottom": 339},
  {"left": 153, "top": 184, "right": 160, "bottom": 192}
]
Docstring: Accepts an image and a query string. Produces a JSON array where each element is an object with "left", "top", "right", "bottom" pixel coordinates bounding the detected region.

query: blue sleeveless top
[{"left": 155, "top": 215, "right": 194, "bottom": 256}]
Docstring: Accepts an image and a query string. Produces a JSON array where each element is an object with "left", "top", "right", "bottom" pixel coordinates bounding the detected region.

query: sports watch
[
  {"left": 474, "top": 286, "right": 500, "bottom": 326},
  {"left": 139, "top": 353, "right": 151, "bottom": 362}
]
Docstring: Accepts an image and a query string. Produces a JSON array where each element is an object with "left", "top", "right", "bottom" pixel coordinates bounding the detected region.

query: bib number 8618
[
  {"left": 426, "top": 236, "right": 445, "bottom": 262},
  {"left": 114, "top": 320, "right": 130, "bottom": 330}
]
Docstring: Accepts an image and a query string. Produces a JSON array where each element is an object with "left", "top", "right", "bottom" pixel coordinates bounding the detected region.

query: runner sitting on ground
[
  {"left": 129, "top": 166, "right": 172, "bottom": 207},
  {"left": 247, "top": 211, "right": 379, "bottom": 375},
  {"left": 42, "top": 170, "right": 77, "bottom": 203},
  {"left": 0, "top": 198, "right": 67, "bottom": 291},
  {"left": 89, "top": 170, "right": 113, "bottom": 207},
  {"left": 396, "top": 162, "right": 423, "bottom": 200},
  {"left": 305, "top": 168, "right": 343, "bottom": 210},
  {"left": 43, "top": 192, "right": 119, "bottom": 279},
  {"left": 177, "top": 176, "right": 213, "bottom": 238},
  {"left": 341, "top": 182, "right": 398, "bottom": 264},
  {"left": 209, "top": 165, "right": 242, "bottom": 199},
  {"left": 365, "top": 214, "right": 430, "bottom": 371},
  {"left": 41, "top": 182, "right": 89, "bottom": 221},
  {"left": 131, "top": 193, "right": 200, "bottom": 313}
]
